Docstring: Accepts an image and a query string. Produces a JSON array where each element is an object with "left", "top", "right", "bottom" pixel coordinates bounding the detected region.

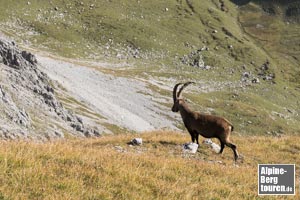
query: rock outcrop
[{"left": 0, "top": 37, "right": 99, "bottom": 140}]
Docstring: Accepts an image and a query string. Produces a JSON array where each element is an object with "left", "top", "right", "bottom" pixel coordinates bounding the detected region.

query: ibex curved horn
[
  {"left": 173, "top": 83, "right": 183, "bottom": 102},
  {"left": 177, "top": 81, "right": 195, "bottom": 99}
]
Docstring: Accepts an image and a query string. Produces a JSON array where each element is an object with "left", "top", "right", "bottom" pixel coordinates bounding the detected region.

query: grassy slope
[
  {"left": 0, "top": 0, "right": 270, "bottom": 65},
  {"left": 0, "top": 0, "right": 299, "bottom": 135},
  {"left": 239, "top": 2, "right": 300, "bottom": 83},
  {"left": 0, "top": 131, "right": 299, "bottom": 199}
]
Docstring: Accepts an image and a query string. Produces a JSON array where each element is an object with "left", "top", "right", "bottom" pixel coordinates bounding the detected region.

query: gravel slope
[{"left": 37, "top": 55, "right": 178, "bottom": 133}]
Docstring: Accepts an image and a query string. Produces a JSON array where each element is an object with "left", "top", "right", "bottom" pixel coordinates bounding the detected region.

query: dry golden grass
[{"left": 0, "top": 131, "right": 299, "bottom": 200}]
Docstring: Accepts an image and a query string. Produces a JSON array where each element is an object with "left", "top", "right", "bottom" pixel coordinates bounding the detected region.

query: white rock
[
  {"left": 211, "top": 142, "right": 221, "bottom": 153},
  {"left": 203, "top": 139, "right": 221, "bottom": 153},
  {"left": 183, "top": 142, "right": 199, "bottom": 154},
  {"left": 130, "top": 138, "right": 142, "bottom": 146}
]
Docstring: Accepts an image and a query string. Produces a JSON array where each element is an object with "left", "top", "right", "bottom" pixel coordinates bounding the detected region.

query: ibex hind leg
[
  {"left": 216, "top": 137, "right": 225, "bottom": 154},
  {"left": 225, "top": 142, "right": 239, "bottom": 161},
  {"left": 219, "top": 141, "right": 225, "bottom": 154}
]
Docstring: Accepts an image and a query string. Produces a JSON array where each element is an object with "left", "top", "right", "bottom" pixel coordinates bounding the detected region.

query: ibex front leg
[{"left": 187, "top": 128, "right": 197, "bottom": 144}]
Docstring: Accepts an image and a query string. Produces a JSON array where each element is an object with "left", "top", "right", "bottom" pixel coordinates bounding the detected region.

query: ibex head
[{"left": 171, "top": 82, "right": 194, "bottom": 112}]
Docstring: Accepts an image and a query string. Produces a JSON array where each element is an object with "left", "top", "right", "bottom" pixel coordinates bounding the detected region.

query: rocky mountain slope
[
  {"left": 0, "top": 0, "right": 299, "bottom": 139},
  {"left": 0, "top": 35, "right": 179, "bottom": 139}
]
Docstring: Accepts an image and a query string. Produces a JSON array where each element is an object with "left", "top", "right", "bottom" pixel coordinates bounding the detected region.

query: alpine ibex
[{"left": 172, "top": 82, "right": 239, "bottom": 161}]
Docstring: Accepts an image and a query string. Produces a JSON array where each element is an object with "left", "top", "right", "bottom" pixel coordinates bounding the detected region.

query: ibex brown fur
[{"left": 172, "top": 82, "right": 239, "bottom": 161}]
